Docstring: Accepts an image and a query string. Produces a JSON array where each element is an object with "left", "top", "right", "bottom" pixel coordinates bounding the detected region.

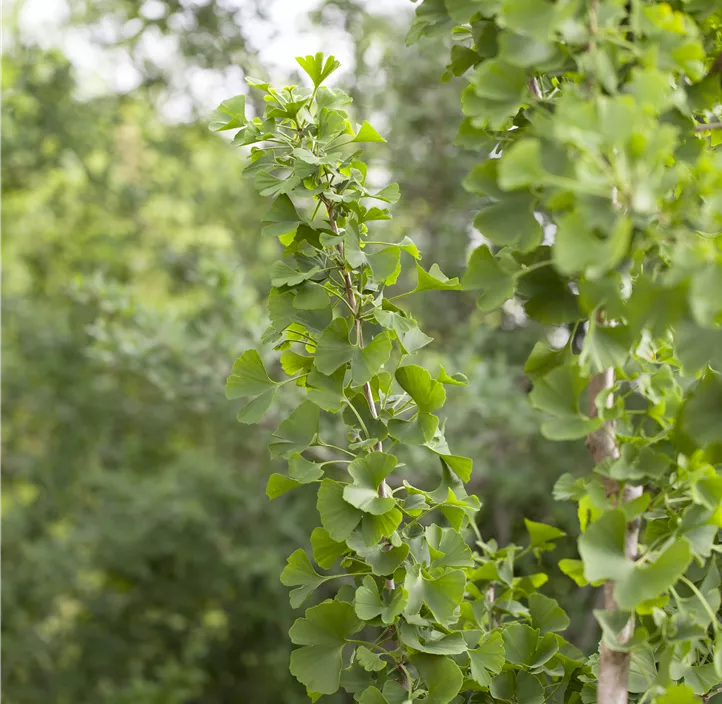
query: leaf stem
[
  {"left": 279, "top": 373, "right": 308, "bottom": 386},
  {"left": 347, "top": 639, "right": 390, "bottom": 654},
  {"left": 679, "top": 576, "right": 721, "bottom": 632},
  {"left": 345, "top": 400, "right": 371, "bottom": 439},
  {"left": 515, "top": 260, "right": 553, "bottom": 278},
  {"left": 318, "top": 440, "right": 357, "bottom": 458}
]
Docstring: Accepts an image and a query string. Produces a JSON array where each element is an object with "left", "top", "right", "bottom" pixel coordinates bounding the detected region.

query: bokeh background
[{"left": 2, "top": 1, "right": 594, "bottom": 701}]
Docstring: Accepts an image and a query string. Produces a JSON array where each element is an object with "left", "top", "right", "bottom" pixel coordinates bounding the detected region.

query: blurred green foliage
[{"left": 2, "top": 3, "right": 589, "bottom": 702}]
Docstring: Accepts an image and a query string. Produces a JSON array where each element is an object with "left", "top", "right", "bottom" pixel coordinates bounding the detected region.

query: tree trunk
[{"left": 586, "top": 369, "right": 643, "bottom": 704}]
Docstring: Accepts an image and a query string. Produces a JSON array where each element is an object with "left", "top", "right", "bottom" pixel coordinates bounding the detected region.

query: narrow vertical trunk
[
  {"left": 586, "top": 369, "right": 643, "bottom": 704},
  {"left": 324, "top": 198, "right": 394, "bottom": 590}
]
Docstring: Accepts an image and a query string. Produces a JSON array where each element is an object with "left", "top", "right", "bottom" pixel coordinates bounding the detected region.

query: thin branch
[
  {"left": 319, "top": 193, "right": 394, "bottom": 590},
  {"left": 587, "top": 367, "right": 642, "bottom": 704},
  {"left": 695, "top": 122, "right": 722, "bottom": 132}
]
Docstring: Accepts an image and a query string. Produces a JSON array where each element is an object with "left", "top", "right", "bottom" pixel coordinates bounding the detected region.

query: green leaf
[
  {"left": 501, "top": 0, "right": 560, "bottom": 40},
  {"left": 293, "top": 283, "right": 330, "bottom": 310},
  {"left": 311, "top": 527, "right": 348, "bottom": 569},
  {"left": 679, "top": 374, "right": 722, "bottom": 450},
  {"left": 462, "top": 159, "right": 505, "bottom": 199},
  {"left": 579, "top": 510, "right": 694, "bottom": 609},
  {"left": 437, "top": 366, "right": 468, "bottom": 386},
  {"left": 676, "top": 322, "right": 722, "bottom": 374},
  {"left": 351, "top": 121, "right": 386, "bottom": 143},
  {"left": 354, "top": 576, "right": 407, "bottom": 624},
  {"left": 266, "top": 473, "right": 301, "bottom": 500},
  {"left": 524, "top": 343, "right": 567, "bottom": 382},
  {"left": 498, "top": 139, "right": 546, "bottom": 190},
  {"left": 281, "top": 350, "right": 314, "bottom": 376},
  {"left": 558, "top": 558, "right": 590, "bottom": 587},
  {"left": 355, "top": 646, "right": 386, "bottom": 672},
  {"left": 245, "top": 76, "right": 269, "bottom": 92},
  {"left": 399, "top": 623, "right": 467, "bottom": 655},
  {"left": 261, "top": 195, "right": 302, "bottom": 238},
  {"left": 281, "top": 549, "right": 326, "bottom": 608},
  {"left": 343, "top": 452, "right": 398, "bottom": 515},
  {"left": 540, "top": 416, "right": 602, "bottom": 441},
  {"left": 473, "top": 194, "right": 543, "bottom": 253},
  {"left": 316, "top": 320, "right": 392, "bottom": 386},
  {"left": 528, "top": 593, "right": 570, "bottom": 633},
  {"left": 578, "top": 510, "right": 629, "bottom": 583},
  {"left": 594, "top": 609, "right": 637, "bottom": 651},
  {"left": 226, "top": 349, "right": 277, "bottom": 399},
  {"left": 306, "top": 367, "right": 346, "bottom": 413},
  {"left": 404, "top": 564, "right": 465, "bottom": 624},
  {"left": 347, "top": 532, "right": 410, "bottom": 576},
  {"left": 529, "top": 364, "right": 600, "bottom": 439},
  {"left": 689, "top": 262, "right": 722, "bottom": 326},
  {"left": 462, "top": 245, "right": 516, "bottom": 311},
  {"left": 315, "top": 318, "right": 353, "bottom": 374},
  {"left": 352, "top": 332, "right": 393, "bottom": 386},
  {"left": 317, "top": 480, "right": 362, "bottom": 541},
  {"left": 369, "top": 183, "right": 400, "bottom": 204},
  {"left": 270, "top": 261, "right": 320, "bottom": 287},
  {"left": 396, "top": 236, "right": 421, "bottom": 259},
  {"left": 358, "top": 687, "right": 389, "bottom": 704},
  {"left": 433, "top": 453, "right": 473, "bottom": 482},
  {"left": 515, "top": 671, "right": 545, "bottom": 704},
  {"left": 553, "top": 212, "right": 631, "bottom": 278},
  {"left": 581, "top": 324, "right": 633, "bottom": 372},
  {"left": 374, "top": 307, "right": 416, "bottom": 335},
  {"left": 268, "top": 289, "right": 331, "bottom": 334},
  {"left": 411, "top": 654, "right": 463, "bottom": 704},
  {"left": 468, "top": 632, "right": 505, "bottom": 687},
  {"left": 269, "top": 401, "right": 320, "bottom": 458},
  {"left": 361, "top": 509, "right": 403, "bottom": 547},
  {"left": 445, "top": 0, "right": 485, "bottom": 23},
  {"left": 209, "top": 94, "right": 246, "bottom": 131},
  {"left": 627, "top": 278, "right": 686, "bottom": 337},
  {"left": 528, "top": 366, "right": 582, "bottom": 417},
  {"left": 289, "top": 600, "right": 362, "bottom": 695},
  {"left": 388, "top": 414, "right": 439, "bottom": 445},
  {"left": 406, "top": 0, "right": 454, "bottom": 45},
  {"left": 524, "top": 518, "right": 566, "bottom": 548},
  {"left": 396, "top": 365, "right": 446, "bottom": 413},
  {"left": 414, "top": 262, "right": 462, "bottom": 292},
  {"left": 425, "top": 525, "right": 474, "bottom": 568},
  {"left": 367, "top": 248, "right": 401, "bottom": 285},
  {"left": 288, "top": 453, "right": 324, "bottom": 483},
  {"left": 654, "top": 685, "right": 702, "bottom": 704},
  {"left": 685, "top": 663, "right": 721, "bottom": 696},
  {"left": 615, "top": 539, "right": 693, "bottom": 611},
  {"left": 296, "top": 53, "right": 341, "bottom": 88},
  {"left": 499, "top": 31, "right": 557, "bottom": 68},
  {"left": 236, "top": 388, "right": 277, "bottom": 424},
  {"left": 471, "top": 58, "right": 526, "bottom": 102},
  {"left": 502, "top": 623, "right": 539, "bottom": 665},
  {"left": 399, "top": 326, "right": 434, "bottom": 354}
]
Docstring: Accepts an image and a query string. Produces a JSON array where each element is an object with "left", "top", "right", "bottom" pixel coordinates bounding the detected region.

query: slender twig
[
  {"left": 319, "top": 192, "right": 394, "bottom": 590},
  {"left": 695, "top": 122, "right": 722, "bottom": 132}
]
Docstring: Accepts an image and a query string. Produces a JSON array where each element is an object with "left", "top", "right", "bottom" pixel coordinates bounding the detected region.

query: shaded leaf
[{"left": 289, "top": 600, "right": 362, "bottom": 695}]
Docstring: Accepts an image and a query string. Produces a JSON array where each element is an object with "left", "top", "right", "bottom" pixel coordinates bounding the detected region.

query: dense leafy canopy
[{"left": 216, "top": 0, "right": 722, "bottom": 699}]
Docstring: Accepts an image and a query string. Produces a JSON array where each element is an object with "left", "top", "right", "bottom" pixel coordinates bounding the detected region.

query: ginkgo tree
[
  {"left": 406, "top": 1, "right": 722, "bottom": 703},
  {"left": 210, "top": 2, "right": 722, "bottom": 698}
]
